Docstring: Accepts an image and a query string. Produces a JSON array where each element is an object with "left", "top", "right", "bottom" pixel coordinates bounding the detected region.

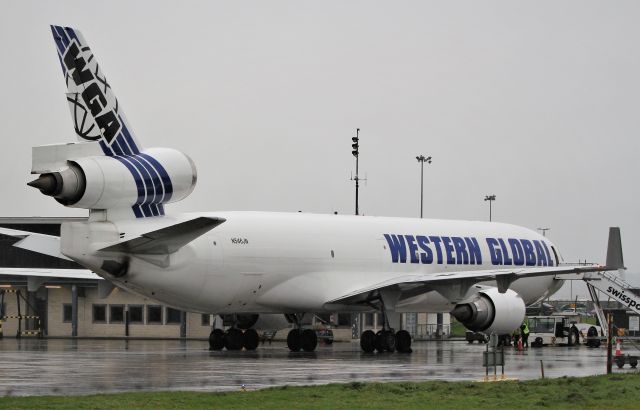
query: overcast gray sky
[{"left": 1, "top": 1, "right": 638, "bottom": 299}]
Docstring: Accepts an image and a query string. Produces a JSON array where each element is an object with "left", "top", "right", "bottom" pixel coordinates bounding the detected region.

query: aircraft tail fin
[
  {"left": 605, "top": 227, "right": 625, "bottom": 270},
  {"left": 50, "top": 25, "right": 141, "bottom": 155}
]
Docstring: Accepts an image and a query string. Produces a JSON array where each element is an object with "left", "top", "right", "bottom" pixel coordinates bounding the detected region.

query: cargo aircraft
[{"left": 1, "top": 26, "right": 625, "bottom": 353}]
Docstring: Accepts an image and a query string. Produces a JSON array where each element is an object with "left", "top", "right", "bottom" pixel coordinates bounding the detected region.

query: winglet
[{"left": 605, "top": 227, "right": 625, "bottom": 270}]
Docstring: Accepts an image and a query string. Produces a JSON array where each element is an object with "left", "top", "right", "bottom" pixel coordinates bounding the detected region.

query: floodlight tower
[
  {"left": 416, "top": 155, "right": 432, "bottom": 218},
  {"left": 537, "top": 227, "right": 550, "bottom": 237},
  {"left": 351, "top": 129, "right": 360, "bottom": 215},
  {"left": 484, "top": 194, "right": 496, "bottom": 222}
]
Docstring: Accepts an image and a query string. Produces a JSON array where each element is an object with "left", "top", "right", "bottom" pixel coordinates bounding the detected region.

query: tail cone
[{"left": 27, "top": 173, "right": 61, "bottom": 196}]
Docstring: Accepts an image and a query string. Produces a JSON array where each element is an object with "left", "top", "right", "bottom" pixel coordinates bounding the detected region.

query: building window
[
  {"left": 201, "top": 314, "right": 211, "bottom": 326},
  {"left": 110, "top": 305, "right": 124, "bottom": 323},
  {"left": 166, "top": 308, "right": 182, "bottom": 324},
  {"left": 365, "top": 313, "right": 374, "bottom": 327},
  {"left": 147, "top": 305, "right": 162, "bottom": 324},
  {"left": 63, "top": 304, "right": 72, "bottom": 323},
  {"left": 129, "top": 305, "right": 143, "bottom": 324},
  {"left": 337, "top": 313, "right": 351, "bottom": 326},
  {"left": 93, "top": 304, "right": 106, "bottom": 323}
]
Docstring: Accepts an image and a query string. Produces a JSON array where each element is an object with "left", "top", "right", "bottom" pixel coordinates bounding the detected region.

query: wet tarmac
[{"left": 0, "top": 338, "right": 630, "bottom": 396}]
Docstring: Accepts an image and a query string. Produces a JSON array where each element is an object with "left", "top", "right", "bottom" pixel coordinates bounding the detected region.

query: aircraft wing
[{"left": 326, "top": 264, "right": 613, "bottom": 305}]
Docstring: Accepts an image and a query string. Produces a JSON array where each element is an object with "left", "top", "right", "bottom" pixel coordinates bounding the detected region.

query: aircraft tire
[
  {"left": 381, "top": 330, "right": 396, "bottom": 353},
  {"left": 287, "top": 329, "right": 302, "bottom": 352},
  {"left": 360, "top": 330, "right": 376, "bottom": 353},
  {"left": 243, "top": 329, "right": 259, "bottom": 351},
  {"left": 374, "top": 331, "right": 386, "bottom": 352},
  {"left": 209, "top": 329, "right": 225, "bottom": 351},
  {"left": 395, "top": 330, "right": 412, "bottom": 353},
  {"left": 224, "top": 328, "right": 244, "bottom": 351},
  {"left": 301, "top": 329, "right": 318, "bottom": 352}
]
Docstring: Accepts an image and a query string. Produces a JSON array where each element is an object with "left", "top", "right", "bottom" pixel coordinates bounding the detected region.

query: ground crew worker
[
  {"left": 512, "top": 326, "right": 521, "bottom": 348},
  {"left": 520, "top": 321, "right": 530, "bottom": 348}
]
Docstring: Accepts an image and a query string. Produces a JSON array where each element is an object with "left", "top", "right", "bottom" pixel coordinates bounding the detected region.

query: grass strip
[{"left": 1, "top": 374, "right": 639, "bottom": 409}]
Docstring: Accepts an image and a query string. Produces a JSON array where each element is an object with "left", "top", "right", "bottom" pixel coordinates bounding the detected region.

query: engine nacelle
[
  {"left": 28, "top": 147, "right": 196, "bottom": 210},
  {"left": 451, "top": 288, "right": 525, "bottom": 334}
]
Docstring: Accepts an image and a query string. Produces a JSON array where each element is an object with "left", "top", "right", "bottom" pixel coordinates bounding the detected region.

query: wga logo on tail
[{"left": 63, "top": 40, "right": 121, "bottom": 143}]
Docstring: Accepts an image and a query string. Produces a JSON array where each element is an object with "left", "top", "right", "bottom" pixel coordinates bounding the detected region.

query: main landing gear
[
  {"left": 360, "top": 329, "right": 412, "bottom": 353},
  {"left": 285, "top": 313, "right": 318, "bottom": 352},
  {"left": 209, "top": 328, "right": 260, "bottom": 351},
  {"left": 359, "top": 291, "right": 412, "bottom": 353}
]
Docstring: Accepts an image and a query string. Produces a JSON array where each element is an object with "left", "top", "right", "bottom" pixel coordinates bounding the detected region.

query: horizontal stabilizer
[
  {"left": 99, "top": 216, "right": 225, "bottom": 255},
  {"left": 606, "top": 227, "right": 625, "bottom": 270},
  {"left": 0, "top": 268, "right": 100, "bottom": 280},
  {"left": 0, "top": 228, "right": 72, "bottom": 261}
]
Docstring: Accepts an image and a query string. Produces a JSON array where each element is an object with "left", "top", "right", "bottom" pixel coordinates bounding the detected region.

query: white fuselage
[{"left": 62, "top": 212, "right": 564, "bottom": 315}]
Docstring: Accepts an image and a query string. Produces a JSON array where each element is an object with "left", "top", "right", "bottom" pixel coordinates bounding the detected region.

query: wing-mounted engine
[
  {"left": 451, "top": 287, "right": 525, "bottom": 334},
  {"left": 28, "top": 143, "right": 197, "bottom": 214}
]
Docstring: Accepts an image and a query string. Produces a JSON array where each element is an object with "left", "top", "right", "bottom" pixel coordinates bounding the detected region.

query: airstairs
[{"left": 557, "top": 270, "right": 640, "bottom": 338}]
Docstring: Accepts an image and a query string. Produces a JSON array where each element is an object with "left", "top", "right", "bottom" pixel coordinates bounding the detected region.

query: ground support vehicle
[
  {"left": 614, "top": 354, "right": 639, "bottom": 368},
  {"left": 574, "top": 323, "right": 604, "bottom": 348},
  {"left": 528, "top": 316, "right": 581, "bottom": 347},
  {"left": 466, "top": 331, "right": 511, "bottom": 346}
]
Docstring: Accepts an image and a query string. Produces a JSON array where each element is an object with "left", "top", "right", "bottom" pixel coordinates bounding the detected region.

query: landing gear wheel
[
  {"left": 224, "top": 328, "right": 244, "bottom": 351},
  {"left": 383, "top": 330, "right": 396, "bottom": 352},
  {"left": 630, "top": 358, "right": 638, "bottom": 368},
  {"left": 395, "top": 330, "right": 412, "bottom": 353},
  {"left": 301, "top": 329, "right": 318, "bottom": 352},
  {"left": 209, "top": 329, "right": 224, "bottom": 351},
  {"left": 375, "top": 330, "right": 396, "bottom": 352},
  {"left": 243, "top": 329, "right": 259, "bottom": 351},
  {"left": 360, "top": 330, "right": 376, "bottom": 353},
  {"left": 374, "top": 330, "right": 385, "bottom": 352},
  {"left": 287, "top": 329, "right": 302, "bottom": 352}
]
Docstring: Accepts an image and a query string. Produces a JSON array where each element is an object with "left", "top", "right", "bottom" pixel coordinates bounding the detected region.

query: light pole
[
  {"left": 537, "top": 227, "right": 550, "bottom": 237},
  {"left": 484, "top": 195, "right": 496, "bottom": 222},
  {"left": 416, "top": 155, "right": 432, "bottom": 218},
  {"left": 351, "top": 129, "right": 360, "bottom": 216}
]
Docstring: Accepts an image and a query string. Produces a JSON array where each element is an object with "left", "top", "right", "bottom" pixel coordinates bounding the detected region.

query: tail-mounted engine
[
  {"left": 28, "top": 143, "right": 196, "bottom": 211},
  {"left": 451, "top": 287, "right": 525, "bottom": 334}
]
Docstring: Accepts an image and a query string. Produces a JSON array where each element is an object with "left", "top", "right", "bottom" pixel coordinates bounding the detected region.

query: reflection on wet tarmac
[{"left": 0, "top": 338, "right": 614, "bottom": 396}]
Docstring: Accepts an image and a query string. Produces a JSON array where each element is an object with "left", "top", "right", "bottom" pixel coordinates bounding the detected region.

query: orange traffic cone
[
  {"left": 517, "top": 336, "right": 524, "bottom": 351},
  {"left": 615, "top": 338, "right": 622, "bottom": 356}
]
